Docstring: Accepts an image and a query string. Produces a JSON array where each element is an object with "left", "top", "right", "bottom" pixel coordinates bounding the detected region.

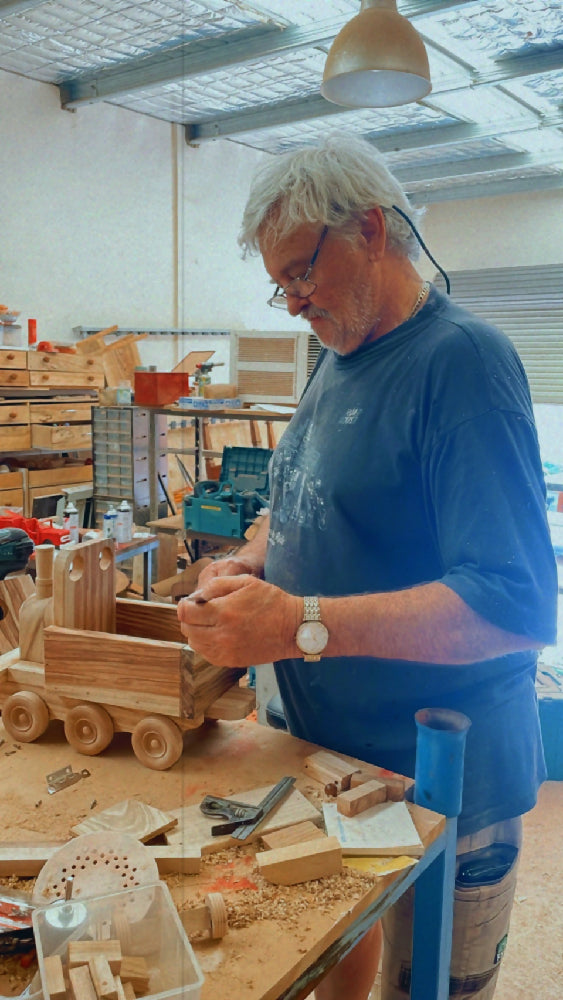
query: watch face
[{"left": 296, "top": 620, "right": 329, "bottom": 656}]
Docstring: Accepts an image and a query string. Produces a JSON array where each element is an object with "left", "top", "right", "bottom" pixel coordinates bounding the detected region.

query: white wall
[{"left": 1, "top": 70, "right": 175, "bottom": 342}]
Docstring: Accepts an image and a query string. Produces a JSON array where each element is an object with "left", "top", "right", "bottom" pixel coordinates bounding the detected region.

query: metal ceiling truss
[{"left": 1, "top": 0, "right": 562, "bottom": 202}]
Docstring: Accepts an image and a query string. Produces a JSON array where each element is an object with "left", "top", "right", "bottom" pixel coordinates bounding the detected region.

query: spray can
[
  {"left": 63, "top": 500, "right": 79, "bottom": 544},
  {"left": 115, "top": 499, "right": 133, "bottom": 543},
  {"left": 103, "top": 504, "right": 118, "bottom": 539}
]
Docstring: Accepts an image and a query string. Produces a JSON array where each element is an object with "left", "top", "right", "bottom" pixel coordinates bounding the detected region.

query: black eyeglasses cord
[{"left": 391, "top": 204, "right": 451, "bottom": 295}]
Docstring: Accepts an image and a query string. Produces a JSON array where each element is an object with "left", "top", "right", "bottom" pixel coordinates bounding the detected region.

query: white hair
[{"left": 239, "top": 132, "right": 425, "bottom": 261}]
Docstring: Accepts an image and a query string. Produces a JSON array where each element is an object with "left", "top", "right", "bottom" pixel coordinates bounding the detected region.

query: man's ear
[{"left": 360, "top": 207, "right": 386, "bottom": 261}]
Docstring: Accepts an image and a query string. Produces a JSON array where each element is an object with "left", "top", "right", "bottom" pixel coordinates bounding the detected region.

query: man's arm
[{"left": 177, "top": 570, "right": 544, "bottom": 669}]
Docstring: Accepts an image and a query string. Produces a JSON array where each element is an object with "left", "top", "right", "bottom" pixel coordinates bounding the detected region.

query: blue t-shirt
[{"left": 265, "top": 286, "right": 558, "bottom": 836}]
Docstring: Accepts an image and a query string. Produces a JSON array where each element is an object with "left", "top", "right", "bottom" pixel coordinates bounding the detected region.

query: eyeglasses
[{"left": 267, "top": 225, "right": 329, "bottom": 309}]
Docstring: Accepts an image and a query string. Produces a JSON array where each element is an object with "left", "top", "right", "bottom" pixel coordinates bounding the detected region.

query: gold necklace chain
[{"left": 407, "top": 280, "right": 430, "bottom": 322}]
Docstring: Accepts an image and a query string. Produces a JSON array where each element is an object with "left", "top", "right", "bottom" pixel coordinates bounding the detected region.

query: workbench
[{"left": 0, "top": 712, "right": 465, "bottom": 1000}]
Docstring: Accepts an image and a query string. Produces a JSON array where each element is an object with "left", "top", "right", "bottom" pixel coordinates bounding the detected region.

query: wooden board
[
  {"left": 204, "top": 684, "right": 256, "bottom": 721},
  {"left": 0, "top": 471, "right": 23, "bottom": 489},
  {"left": 29, "top": 370, "right": 103, "bottom": 389},
  {"left": 0, "top": 574, "right": 34, "bottom": 653},
  {"left": 73, "top": 325, "right": 119, "bottom": 356},
  {"left": 0, "top": 840, "right": 200, "bottom": 877},
  {"left": 115, "top": 598, "right": 185, "bottom": 642},
  {"left": 53, "top": 537, "right": 116, "bottom": 632},
  {"left": 260, "top": 821, "right": 326, "bottom": 852},
  {"left": 71, "top": 798, "right": 178, "bottom": 841},
  {"left": 172, "top": 350, "right": 214, "bottom": 375},
  {"left": 102, "top": 335, "right": 146, "bottom": 388},
  {"left": 165, "top": 784, "right": 322, "bottom": 856}
]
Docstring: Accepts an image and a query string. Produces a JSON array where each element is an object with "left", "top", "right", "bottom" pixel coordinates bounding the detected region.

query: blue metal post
[{"left": 411, "top": 708, "right": 471, "bottom": 1000}]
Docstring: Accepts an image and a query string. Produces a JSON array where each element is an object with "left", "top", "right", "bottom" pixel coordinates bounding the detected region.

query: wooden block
[
  {"left": 68, "top": 940, "right": 122, "bottom": 974},
  {"left": 337, "top": 779, "right": 387, "bottom": 817},
  {"left": 42, "top": 954, "right": 66, "bottom": 1000},
  {"left": 119, "top": 956, "right": 149, "bottom": 993},
  {"left": 69, "top": 963, "right": 98, "bottom": 1000},
  {"left": 261, "top": 820, "right": 326, "bottom": 851},
  {"left": 89, "top": 955, "right": 118, "bottom": 1000},
  {"left": 349, "top": 768, "right": 410, "bottom": 801},
  {"left": 113, "top": 977, "right": 128, "bottom": 1000},
  {"left": 256, "top": 835, "right": 342, "bottom": 886},
  {"left": 204, "top": 683, "right": 256, "bottom": 721},
  {"left": 123, "top": 983, "right": 136, "bottom": 1000},
  {"left": 147, "top": 843, "right": 201, "bottom": 875},
  {"left": 303, "top": 750, "right": 361, "bottom": 789}
]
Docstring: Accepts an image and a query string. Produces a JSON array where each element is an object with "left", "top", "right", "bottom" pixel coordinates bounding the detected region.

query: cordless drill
[{"left": 0, "top": 528, "right": 34, "bottom": 580}]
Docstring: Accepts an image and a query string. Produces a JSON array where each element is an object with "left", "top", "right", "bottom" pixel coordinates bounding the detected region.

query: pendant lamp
[{"left": 321, "top": 0, "right": 432, "bottom": 108}]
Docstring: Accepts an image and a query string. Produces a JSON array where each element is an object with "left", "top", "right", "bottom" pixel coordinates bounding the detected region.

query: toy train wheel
[
  {"left": 131, "top": 715, "right": 183, "bottom": 770},
  {"left": 2, "top": 691, "right": 49, "bottom": 742},
  {"left": 64, "top": 703, "right": 114, "bottom": 755}
]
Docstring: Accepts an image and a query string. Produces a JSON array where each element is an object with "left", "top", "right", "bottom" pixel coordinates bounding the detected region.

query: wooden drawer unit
[
  {"left": 0, "top": 349, "right": 27, "bottom": 370},
  {"left": 30, "top": 423, "right": 92, "bottom": 450},
  {"left": 1, "top": 424, "right": 32, "bottom": 450},
  {"left": 0, "top": 401, "right": 29, "bottom": 426},
  {"left": 0, "top": 488, "right": 24, "bottom": 508},
  {"left": 28, "top": 352, "right": 102, "bottom": 375},
  {"left": 0, "top": 369, "right": 30, "bottom": 388},
  {"left": 28, "top": 465, "right": 93, "bottom": 489},
  {"left": 29, "top": 370, "right": 103, "bottom": 389},
  {"left": 29, "top": 400, "right": 93, "bottom": 424}
]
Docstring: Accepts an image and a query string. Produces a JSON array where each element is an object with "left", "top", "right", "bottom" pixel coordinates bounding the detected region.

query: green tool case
[{"left": 183, "top": 446, "right": 272, "bottom": 537}]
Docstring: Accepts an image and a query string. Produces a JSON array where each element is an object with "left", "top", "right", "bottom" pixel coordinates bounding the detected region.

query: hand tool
[
  {"left": 201, "top": 776, "right": 296, "bottom": 839},
  {"left": 199, "top": 795, "right": 263, "bottom": 835},
  {"left": 0, "top": 527, "right": 34, "bottom": 580}
]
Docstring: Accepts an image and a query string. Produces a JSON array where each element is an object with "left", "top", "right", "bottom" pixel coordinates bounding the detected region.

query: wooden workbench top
[{"left": 0, "top": 717, "right": 444, "bottom": 1000}]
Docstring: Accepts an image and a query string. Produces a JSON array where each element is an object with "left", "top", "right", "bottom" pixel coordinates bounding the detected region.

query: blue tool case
[{"left": 183, "top": 445, "right": 272, "bottom": 537}]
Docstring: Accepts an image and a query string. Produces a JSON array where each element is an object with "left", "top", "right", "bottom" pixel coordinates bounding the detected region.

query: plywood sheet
[{"left": 165, "top": 784, "right": 322, "bottom": 855}]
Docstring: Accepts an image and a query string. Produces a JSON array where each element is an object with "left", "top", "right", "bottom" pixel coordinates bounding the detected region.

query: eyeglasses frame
[{"left": 267, "top": 225, "right": 329, "bottom": 308}]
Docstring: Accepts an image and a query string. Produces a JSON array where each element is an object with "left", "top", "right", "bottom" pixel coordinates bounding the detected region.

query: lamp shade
[{"left": 321, "top": 0, "right": 431, "bottom": 108}]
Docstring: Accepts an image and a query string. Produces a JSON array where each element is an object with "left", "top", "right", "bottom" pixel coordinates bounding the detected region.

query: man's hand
[
  {"left": 177, "top": 574, "right": 301, "bottom": 667},
  {"left": 197, "top": 554, "right": 263, "bottom": 587}
]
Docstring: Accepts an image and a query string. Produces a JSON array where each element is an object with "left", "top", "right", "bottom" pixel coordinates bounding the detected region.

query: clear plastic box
[{"left": 32, "top": 882, "right": 204, "bottom": 1000}]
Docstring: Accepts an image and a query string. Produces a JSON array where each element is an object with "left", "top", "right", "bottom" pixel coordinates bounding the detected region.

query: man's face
[{"left": 260, "top": 222, "right": 381, "bottom": 355}]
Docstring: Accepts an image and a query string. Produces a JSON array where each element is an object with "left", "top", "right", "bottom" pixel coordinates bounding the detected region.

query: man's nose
[{"left": 286, "top": 293, "right": 309, "bottom": 317}]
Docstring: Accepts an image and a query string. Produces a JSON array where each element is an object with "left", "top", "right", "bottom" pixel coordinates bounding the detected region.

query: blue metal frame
[{"left": 280, "top": 708, "right": 471, "bottom": 1000}]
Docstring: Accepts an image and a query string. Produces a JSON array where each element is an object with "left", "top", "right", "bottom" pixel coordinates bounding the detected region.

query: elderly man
[{"left": 178, "top": 135, "right": 557, "bottom": 1000}]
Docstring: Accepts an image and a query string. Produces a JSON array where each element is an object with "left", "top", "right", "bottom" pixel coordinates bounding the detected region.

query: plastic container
[
  {"left": 32, "top": 882, "right": 204, "bottom": 1000},
  {"left": 115, "top": 500, "right": 133, "bottom": 543}
]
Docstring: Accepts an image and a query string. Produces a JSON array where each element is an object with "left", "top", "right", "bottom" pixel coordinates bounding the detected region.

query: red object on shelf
[
  {"left": 27, "top": 318, "right": 37, "bottom": 346},
  {"left": 134, "top": 371, "right": 192, "bottom": 406},
  {"left": 0, "top": 512, "right": 69, "bottom": 546}
]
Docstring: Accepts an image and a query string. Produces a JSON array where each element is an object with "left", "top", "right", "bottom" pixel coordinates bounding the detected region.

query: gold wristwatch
[{"left": 295, "top": 596, "right": 329, "bottom": 662}]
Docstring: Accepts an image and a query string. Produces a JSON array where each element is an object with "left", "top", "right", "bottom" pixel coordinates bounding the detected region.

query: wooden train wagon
[{"left": 0, "top": 537, "right": 254, "bottom": 770}]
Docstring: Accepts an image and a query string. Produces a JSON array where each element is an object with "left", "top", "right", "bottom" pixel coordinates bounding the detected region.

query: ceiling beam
[
  {"left": 57, "top": 0, "right": 473, "bottom": 109},
  {"left": 0, "top": 0, "right": 46, "bottom": 15},
  {"left": 184, "top": 46, "right": 563, "bottom": 143},
  {"left": 409, "top": 173, "right": 563, "bottom": 205},
  {"left": 394, "top": 151, "right": 563, "bottom": 183}
]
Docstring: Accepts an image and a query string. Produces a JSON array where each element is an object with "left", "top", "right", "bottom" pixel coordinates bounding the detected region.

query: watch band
[{"left": 303, "top": 596, "right": 322, "bottom": 622}]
